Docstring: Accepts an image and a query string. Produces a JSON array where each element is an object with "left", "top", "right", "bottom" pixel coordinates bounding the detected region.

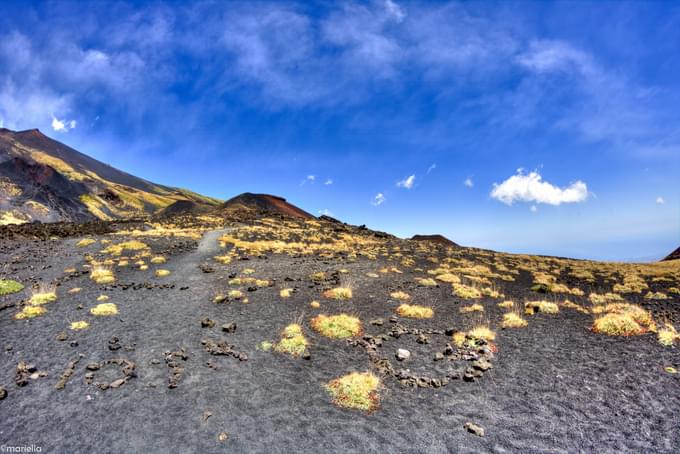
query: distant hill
[
  {"left": 662, "top": 247, "right": 680, "bottom": 261},
  {"left": 410, "top": 234, "right": 459, "bottom": 247},
  {"left": 0, "top": 128, "right": 221, "bottom": 224},
  {"left": 220, "top": 193, "right": 314, "bottom": 219}
]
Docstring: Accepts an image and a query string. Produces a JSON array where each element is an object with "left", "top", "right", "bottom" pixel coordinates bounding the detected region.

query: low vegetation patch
[
  {"left": 311, "top": 314, "right": 362, "bottom": 339},
  {"left": 274, "top": 324, "right": 308, "bottom": 357},
  {"left": 525, "top": 300, "right": 559, "bottom": 315},
  {"left": 15, "top": 306, "right": 46, "bottom": 320},
  {"left": 76, "top": 238, "right": 96, "bottom": 247},
  {"left": 325, "top": 372, "right": 380, "bottom": 412},
  {"left": 280, "top": 288, "right": 293, "bottom": 298},
  {"left": 502, "top": 312, "right": 528, "bottom": 329},
  {"left": 390, "top": 291, "right": 410, "bottom": 301},
  {"left": 415, "top": 277, "right": 437, "bottom": 286},
  {"left": 497, "top": 300, "right": 514, "bottom": 309},
  {"left": 0, "top": 279, "right": 24, "bottom": 296},
  {"left": 104, "top": 240, "right": 149, "bottom": 256},
  {"left": 396, "top": 304, "right": 433, "bottom": 319},
  {"left": 29, "top": 290, "right": 57, "bottom": 306},
  {"left": 452, "top": 283, "right": 482, "bottom": 299},
  {"left": 155, "top": 269, "right": 171, "bottom": 277},
  {"left": 70, "top": 320, "right": 90, "bottom": 330},
  {"left": 90, "top": 266, "right": 115, "bottom": 284},
  {"left": 592, "top": 313, "right": 643, "bottom": 336},
  {"left": 323, "top": 287, "right": 353, "bottom": 300},
  {"left": 658, "top": 323, "right": 679, "bottom": 346},
  {"left": 90, "top": 303, "right": 118, "bottom": 316},
  {"left": 150, "top": 256, "right": 167, "bottom": 264},
  {"left": 454, "top": 325, "right": 497, "bottom": 347},
  {"left": 460, "top": 303, "right": 484, "bottom": 314}
]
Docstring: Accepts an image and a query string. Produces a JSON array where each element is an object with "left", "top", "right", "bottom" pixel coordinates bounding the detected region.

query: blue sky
[{"left": 0, "top": 0, "right": 678, "bottom": 261}]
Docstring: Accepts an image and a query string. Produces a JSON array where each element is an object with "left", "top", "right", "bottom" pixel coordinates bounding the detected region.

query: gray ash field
[{"left": 1, "top": 215, "right": 679, "bottom": 453}]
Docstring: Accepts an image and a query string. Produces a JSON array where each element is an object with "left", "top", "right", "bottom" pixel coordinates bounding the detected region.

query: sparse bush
[
  {"left": 502, "top": 312, "right": 528, "bottom": 328},
  {"left": 15, "top": 306, "right": 46, "bottom": 319},
  {"left": 460, "top": 303, "right": 484, "bottom": 314},
  {"left": 323, "top": 287, "right": 353, "bottom": 300},
  {"left": 311, "top": 314, "right": 362, "bottom": 339},
  {"left": 90, "top": 266, "right": 115, "bottom": 284},
  {"left": 29, "top": 290, "right": 57, "bottom": 306},
  {"left": 525, "top": 301, "right": 559, "bottom": 315},
  {"left": 325, "top": 372, "right": 380, "bottom": 412},
  {"left": 90, "top": 303, "right": 118, "bottom": 316},
  {"left": 70, "top": 320, "right": 89, "bottom": 330},
  {"left": 396, "top": 304, "right": 433, "bottom": 318},
  {"left": 0, "top": 279, "right": 24, "bottom": 296},
  {"left": 274, "top": 324, "right": 308, "bottom": 357},
  {"left": 390, "top": 291, "right": 410, "bottom": 301}
]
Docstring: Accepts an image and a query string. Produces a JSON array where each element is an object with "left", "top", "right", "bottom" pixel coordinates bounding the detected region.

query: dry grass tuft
[
  {"left": 70, "top": 320, "right": 90, "bottom": 330},
  {"left": 150, "top": 256, "right": 167, "bottom": 264},
  {"left": 592, "top": 313, "right": 643, "bottom": 336},
  {"left": 460, "top": 303, "right": 484, "bottom": 314},
  {"left": 390, "top": 291, "right": 410, "bottom": 301},
  {"left": 90, "top": 266, "right": 115, "bottom": 284},
  {"left": 525, "top": 300, "right": 559, "bottom": 315},
  {"left": 325, "top": 372, "right": 380, "bottom": 412},
  {"left": 323, "top": 287, "right": 353, "bottom": 300},
  {"left": 502, "top": 312, "right": 528, "bottom": 329},
  {"left": 15, "top": 306, "right": 46, "bottom": 319},
  {"left": 452, "top": 283, "right": 482, "bottom": 299},
  {"left": 280, "top": 288, "right": 293, "bottom": 298},
  {"left": 76, "top": 238, "right": 96, "bottom": 247},
  {"left": 310, "top": 300, "right": 321, "bottom": 309},
  {"left": 90, "top": 303, "right": 118, "bottom": 316},
  {"left": 29, "top": 290, "right": 57, "bottom": 306},
  {"left": 415, "top": 277, "right": 437, "bottom": 286},
  {"left": 274, "top": 324, "right": 308, "bottom": 357},
  {"left": 0, "top": 279, "right": 24, "bottom": 296},
  {"left": 498, "top": 300, "right": 514, "bottom": 309},
  {"left": 658, "top": 323, "right": 679, "bottom": 346},
  {"left": 155, "top": 269, "right": 171, "bottom": 277},
  {"left": 396, "top": 303, "right": 434, "bottom": 319},
  {"left": 311, "top": 314, "right": 362, "bottom": 339}
]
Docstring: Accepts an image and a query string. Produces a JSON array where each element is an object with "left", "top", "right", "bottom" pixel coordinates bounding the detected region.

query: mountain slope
[
  {"left": 410, "top": 234, "right": 459, "bottom": 247},
  {"left": 662, "top": 247, "right": 680, "bottom": 261},
  {"left": 0, "top": 128, "right": 221, "bottom": 224},
  {"left": 219, "top": 192, "right": 314, "bottom": 219}
]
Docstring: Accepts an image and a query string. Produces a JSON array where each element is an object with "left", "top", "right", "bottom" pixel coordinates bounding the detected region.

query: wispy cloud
[
  {"left": 324, "top": 178, "right": 333, "bottom": 185},
  {"left": 491, "top": 169, "right": 588, "bottom": 206},
  {"left": 656, "top": 196, "right": 665, "bottom": 205},
  {"left": 426, "top": 163, "right": 436, "bottom": 174},
  {"left": 318, "top": 208, "right": 334, "bottom": 216},
  {"left": 396, "top": 174, "right": 415, "bottom": 189},
  {"left": 372, "top": 192, "right": 386, "bottom": 206},
  {"left": 464, "top": 177, "right": 473, "bottom": 188}
]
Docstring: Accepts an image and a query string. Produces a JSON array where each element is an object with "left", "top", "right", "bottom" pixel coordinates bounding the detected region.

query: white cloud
[
  {"left": 51, "top": 115, "right": 76, "bottom": 132},
  {"left": 530, "top": 205, "right": 537, "bottom": 212},
  {"left": 372, "top": 192, "right": 386, "bottom": 206},
  {"left": 384, "top": 0, "right": 406, "bottom": 23},
  {"left": 324, "top": 178, "right": 333, "bottom": 185},
  {"left": 491, "top": 169, "right": 588, "bottom": 206},
  {"left": 307, "top": 175, "right": 315, "bottom": 182},
  {"left": 426, "top": 163, "right": 436, "bottom": 174},
  {"left": 656, "top": 196, "right": 665, "bottom": 205},
  {"left": 396, "top": 174, "right": 415, "bottom": 189},
  {"left": 318, "top": 208, "right": 334, "bottom": 216},
  {"left": 464, "top": 177, "right": 473, "bottom": 188}
]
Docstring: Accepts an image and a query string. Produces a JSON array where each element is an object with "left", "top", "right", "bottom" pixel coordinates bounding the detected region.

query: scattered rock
[
  {"left": 434, "top": 352, "right": 444, "bottom": 361},
  {"left": 370, "top": 318, "right": 384, "bottom": 326},
  {"left": 221, "top": 323, "right": 237, "bottom": 333},
  {"left": 464, "top": 422, "right": 485, "bottom": 437},
  {"left": 396, "top": 348, "right": 411, "bottom": 361},
  {"left": 217, "top": 432, "right": 229, "bottom": 442},
  {"left": 201, "top": 318, "right": 215, "bottom": 328},
  {"left": 56, "top": 332, "right": 68, "bottom": 342},
  {"left": 0, "top": 386, "right": 6, "bottom": 400}
]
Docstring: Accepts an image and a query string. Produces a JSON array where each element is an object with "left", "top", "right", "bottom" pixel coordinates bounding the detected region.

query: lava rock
[
  {"left": 396, "top": 348, "right": 411, "bottom": 361},
  {"left": 464, "top": 422, "right": 485, "bottom": 437}
]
